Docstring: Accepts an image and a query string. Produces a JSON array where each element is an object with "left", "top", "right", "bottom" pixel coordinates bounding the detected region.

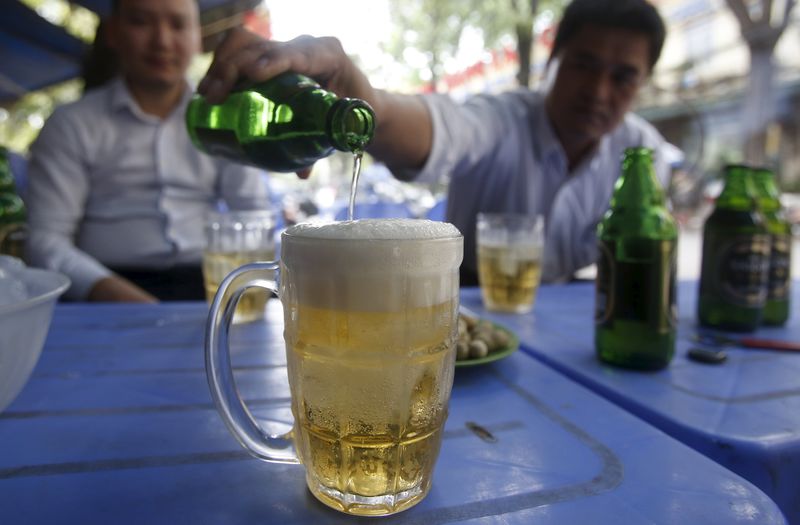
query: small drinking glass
[
  {"left": 202, "top": 210, "right": 277, "bottom": 323},
  {"left": 476, "top": 213, "right": 544, "bottom": 313}
]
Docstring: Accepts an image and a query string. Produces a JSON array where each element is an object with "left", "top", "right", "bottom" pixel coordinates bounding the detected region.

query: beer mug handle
[{"left": 205, "top": 261, "right": 300, "bottom": 464}]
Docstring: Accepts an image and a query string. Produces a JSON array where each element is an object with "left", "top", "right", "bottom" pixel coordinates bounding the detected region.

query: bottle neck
[
  {"left": 610, "top": 148, "right": 666, "bottom": 209},
  {"left": 328, "top": 99, "right": 376, "bottom": 153},
  {"left": 752, "top": 169, "right": 781, "bottom": 213},
  {"left": 716, "top": 165, "right": 757, "bottom": 211}
]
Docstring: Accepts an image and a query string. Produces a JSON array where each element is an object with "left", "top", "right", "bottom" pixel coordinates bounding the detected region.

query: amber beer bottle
[
  {"left": 752, "top": 167, "right": 792, "bottom": 325},
  {"left": 697, "top": 165, "right": 770, "bottom": 331},
  {"left": 0, "top": 147, "right": 27, "bottom": 259},
  {"left": 186, "top": 72, "right": 375, "bottom": 172},
  {"left": 595, "top": 147, "right": 678, "bottom": 370}
]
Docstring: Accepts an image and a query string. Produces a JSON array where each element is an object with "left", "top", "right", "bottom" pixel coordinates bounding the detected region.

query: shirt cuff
[{"left": 63, "top": 261, "right": 113, "bottom": 301}]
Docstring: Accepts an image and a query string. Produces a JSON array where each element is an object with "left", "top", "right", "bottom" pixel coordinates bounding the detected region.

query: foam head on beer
[
  {"left": 285, "top": 218, "right": 461, "bottom": 240},
  {"left": 281, "top": 219, "right": 463, "bottom": 311}
]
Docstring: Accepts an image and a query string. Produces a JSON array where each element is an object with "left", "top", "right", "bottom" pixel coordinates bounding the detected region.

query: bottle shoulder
[
  {"left": 598, "top": 207, "right": 678, "bottom": 240},
  {"left": 762, "top": 210, "right": 793, "bottom": 235},
  {"left": 704, "top": 207, "right": 766, "bottom": 231}
]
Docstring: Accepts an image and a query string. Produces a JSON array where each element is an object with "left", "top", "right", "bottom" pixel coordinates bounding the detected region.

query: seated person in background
[
  {"left": 26, "top": 0, "right": 271, "bottom": 302},
  {"left": 198, "top": 0, "right": 671, "bottom": 285}
]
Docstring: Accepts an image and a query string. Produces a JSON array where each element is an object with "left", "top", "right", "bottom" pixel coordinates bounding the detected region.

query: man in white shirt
[
  {"left": 26, "top": 0, "right": 271, "bottom": 302},
  {"left": 199, "top": 0, "right": 669, "bottom": 284}
]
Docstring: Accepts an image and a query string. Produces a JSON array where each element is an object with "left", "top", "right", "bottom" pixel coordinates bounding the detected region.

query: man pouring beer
[{"left": 198, "top": 0, "right": 674, "bottom": 285}]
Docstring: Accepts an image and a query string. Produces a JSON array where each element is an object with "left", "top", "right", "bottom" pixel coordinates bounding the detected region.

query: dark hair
[
  {"left": 550, "top": 0, "right": 666, "bottom": 70},
  {"left": 81, "top": 20, "right": 117, "bottom": 92}
]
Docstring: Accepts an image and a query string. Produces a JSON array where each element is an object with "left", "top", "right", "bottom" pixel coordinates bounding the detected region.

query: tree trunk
[
  {"left": 515, "top": 21, "right": 533, "bottom": 87},
  {"left": 742, "top": 45, "right": 777, "bottom": 165},
  {"left": 725, "top": 0, "right": 796, "bottom": 164},
  {"left": 429, "top": 49, "right": 439, "bottom": 93},
  {"left": 513, "top": 0, "right": 539, "bottom": 87}
]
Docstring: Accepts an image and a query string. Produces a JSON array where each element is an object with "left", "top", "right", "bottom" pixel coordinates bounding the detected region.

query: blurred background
[{"left": 1, "top": 0, "right": 799, "bottom": 278}]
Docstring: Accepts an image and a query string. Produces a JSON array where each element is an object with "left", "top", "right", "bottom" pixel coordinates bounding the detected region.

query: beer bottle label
[
  {"left": 768, "top": 234, "right": 791, "bottom": 300},
  {"left": 595, "top": 238, "right": 677, "bottom": 333},
  {"left": 714, "top": 235, "right": 770, "bottom": 306}
]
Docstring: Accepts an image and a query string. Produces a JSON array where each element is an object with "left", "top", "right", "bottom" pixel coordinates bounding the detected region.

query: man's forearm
[
  {"left": 88, "top": 275, "right": 158, "bottom": 303},
  {"left": 367, "top": 90, "right": 433, "bottom": 179}
]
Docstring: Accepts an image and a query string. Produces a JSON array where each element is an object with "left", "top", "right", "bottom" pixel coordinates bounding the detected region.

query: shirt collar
[
  {"left": 533, "top": 92, "right": 615, "bottom": 177},
  {"left": 108, "top": 76, "right": 192, "bottom": 123}
]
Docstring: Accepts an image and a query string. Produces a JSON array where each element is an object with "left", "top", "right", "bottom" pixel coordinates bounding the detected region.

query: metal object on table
[{"left": 686, "top": 346, "right": 728, "bottom": 364}]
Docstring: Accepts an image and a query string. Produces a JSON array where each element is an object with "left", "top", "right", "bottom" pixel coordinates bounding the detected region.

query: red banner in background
[{"left": 244, "top": 4, "right": 271, "bottom": 39}]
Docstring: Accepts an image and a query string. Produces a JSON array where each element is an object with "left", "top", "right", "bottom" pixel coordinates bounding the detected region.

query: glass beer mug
[{"left": 206, "top": 219, "right": 463, "bottom": 516}]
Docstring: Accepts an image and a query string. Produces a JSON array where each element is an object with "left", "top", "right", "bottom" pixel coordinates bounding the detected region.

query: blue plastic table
[
  {"left": 0, "top": 300, "right": 787, "bottom": 524},
  {"left": 462, "top": 281, "right": 800, "bottom": 524}
]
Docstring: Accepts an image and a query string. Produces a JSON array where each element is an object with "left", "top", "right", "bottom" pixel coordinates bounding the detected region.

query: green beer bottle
[
  {"left": 697, "top": 164, "right": 770, "bottom": 331},
  {"left": 0, "top": 148, "right": 27, "bottom": 259},
  {"left": 0, "top": 146, "right": 14, "bottom": 193},
  {"left": 595, "top": 147, "right": 678, "bottom": 370},
  {"left": 752, "top": 167, "right": 792, "bottom": 325},
  {"left": 186, "top": 72, "right": 375, "bottom": 172}
]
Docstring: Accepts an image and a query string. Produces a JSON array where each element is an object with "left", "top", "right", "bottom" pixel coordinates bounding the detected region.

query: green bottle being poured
[
  {"left": 752, "top": 166, "right": 792, "bottom": 326},
  {"left": 595, "top": 147, "right": 679, "bottom": 370},
  {"left": 186, "top": 72, "right": 376, "bottom": 172}
]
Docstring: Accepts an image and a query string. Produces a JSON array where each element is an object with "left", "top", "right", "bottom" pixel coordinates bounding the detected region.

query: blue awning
[{"left": 0, "top": 1, "right": 87, "bottom": 102}]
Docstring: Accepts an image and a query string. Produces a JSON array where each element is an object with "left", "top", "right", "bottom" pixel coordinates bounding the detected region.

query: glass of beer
[
  {"left": 205, "top": 219, "right": 463, "bottom": 516},
  {"left": 202, "top": 210, "right": 277, "bottom": 323},
  {"left": 477, "top": 213, "right": 544, "bottom": 313}
]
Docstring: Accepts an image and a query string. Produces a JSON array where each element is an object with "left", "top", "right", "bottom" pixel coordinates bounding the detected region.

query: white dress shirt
[
  {"left": 26, "top": 77, "right": 271, "bottom": 300},
  {"left": 413, "top": 89, "right": 671, "bottom": 283}
]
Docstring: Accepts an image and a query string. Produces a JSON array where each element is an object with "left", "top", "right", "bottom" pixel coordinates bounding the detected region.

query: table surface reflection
[
  {"left": 0, "top": 299, "right": 787, "bottom": 524},
  {"left": 461, "top": 280, "right": 800, "bottom": 525}
]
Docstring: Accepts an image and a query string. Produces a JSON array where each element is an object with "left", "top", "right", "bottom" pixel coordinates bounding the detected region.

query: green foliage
[
  {"left": 386, "top": 0, "right": 475, "bottom": 87},
  {"left": 386, "top": 0, "right": 566, "bottom": 90},
  {"left": 0, "top": 81, "right": 83, "bottom": 154},
  {"left": 20, "top": 0, "right": 99, "bottom": 43},
  {"left": 0, "top": 1, "right": 99, "bottom": 154}
]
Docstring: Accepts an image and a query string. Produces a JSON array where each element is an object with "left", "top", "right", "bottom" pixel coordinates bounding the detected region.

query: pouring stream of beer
[{"left": 347, "top": 153, "right": 363, "bottom": 221}]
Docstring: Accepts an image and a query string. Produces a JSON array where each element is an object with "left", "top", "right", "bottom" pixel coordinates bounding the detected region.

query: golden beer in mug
[
  {"left": 206, "top": 219, "right": 463, "bottom": 516},
  {"left": 477, "top": 213, "right": 544, "bottom": 313}
]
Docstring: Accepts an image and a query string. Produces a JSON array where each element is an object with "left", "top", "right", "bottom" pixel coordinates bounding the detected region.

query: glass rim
[
  {"left": 205, "top": 209, "right": 277, "bottom": 228},
  {"left": 282, "top": 232, "right": 463, "bottom": 245},
  {"left": 477, "top": 213, "right": 543, "bottom": 228},
  {"left": 477, "top": 212, "right": 542, "bottom": 220},
  {"left": 282, "top": 219, "right": 463, "bottom": 242}
]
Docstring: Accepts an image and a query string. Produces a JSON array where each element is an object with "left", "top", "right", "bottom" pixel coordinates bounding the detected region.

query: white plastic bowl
[{"left": 0, "top": 259, "right": 69, "bottom": 412}]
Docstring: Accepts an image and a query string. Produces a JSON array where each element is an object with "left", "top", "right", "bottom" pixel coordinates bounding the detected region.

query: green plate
[{"left": 454, "top": 322, "right": 520, "bottom": 367}]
